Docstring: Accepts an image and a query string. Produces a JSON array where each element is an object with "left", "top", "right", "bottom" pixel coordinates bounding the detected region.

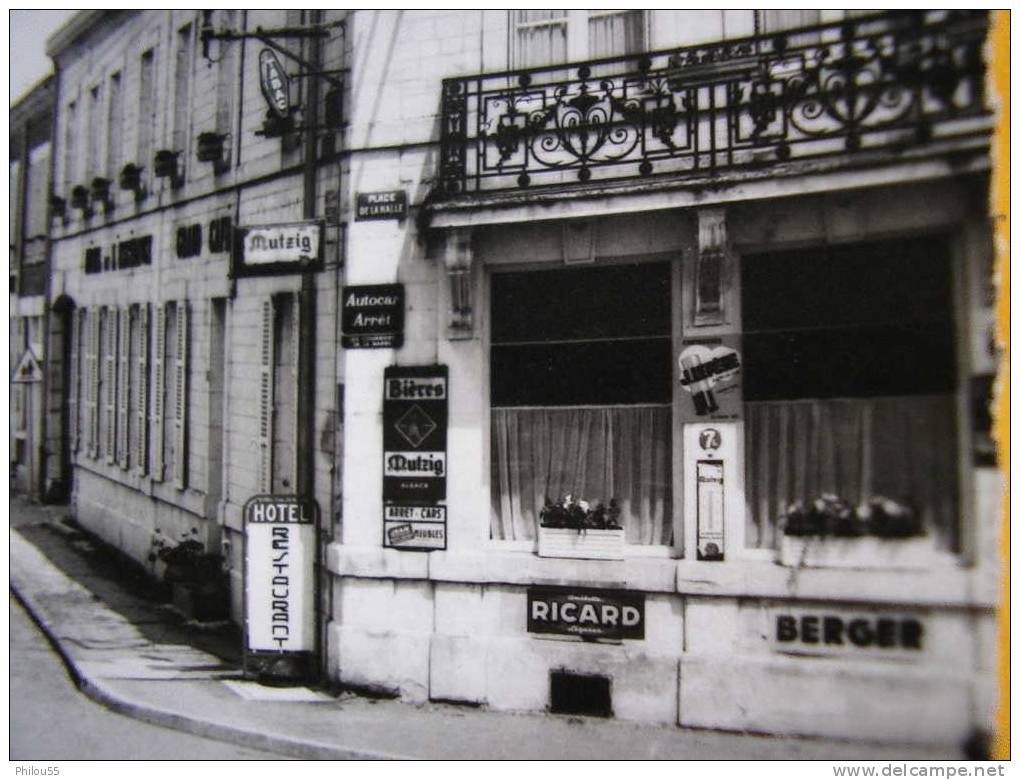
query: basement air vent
[{"left": 549, "top": 670, "right": 612, "bottom": 718}]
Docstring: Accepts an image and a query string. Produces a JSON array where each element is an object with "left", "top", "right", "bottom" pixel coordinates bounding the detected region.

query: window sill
[{"left": 326, "top": 543, "right": 995, "bottom": 608}]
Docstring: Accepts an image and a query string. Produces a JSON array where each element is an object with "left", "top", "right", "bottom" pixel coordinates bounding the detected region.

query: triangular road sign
[{"left": 11, "top": 349, "right": 43, "bottom": 383}]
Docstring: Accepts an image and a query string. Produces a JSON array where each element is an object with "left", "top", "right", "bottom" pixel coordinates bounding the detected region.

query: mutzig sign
[
  {"left": 244, "top": 495, "right": 317, "bottom": 654},
  {"left": 233, "top": 221, "right": 323, "bottom": 277}
]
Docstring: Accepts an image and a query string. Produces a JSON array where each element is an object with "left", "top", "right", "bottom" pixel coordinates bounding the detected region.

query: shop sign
[
  {"left": 233, "top": 221, "right": 323, "bottom": 277},
  {"left": 243, "top": 495, "right": 317, "bottom": 654},
  {"left": 259, "top": 49, "right": 291, "bottom": 118},
  {"left": 355, "top": 190, "right": 407, "bottom": 221},
  {"left": 383, "top": 365, "right": 447, "bottom": 503},
  {"left": 771, "top": 609, "right": 925, "bottom": 657},
  {"left": 341, "top": 284, "right": 404, "bottom": 348},
  {"left": 383, "top": 505, "right": 447, "bottom": 550},
  {"left": 527, "top": 587, "right": 645, "bottom": 640},
  {"left": 11, "top": 349, "right": 43, "bottom": 383},
  {"left": 678, "top": 336, "right": 742, "bottom": 422}
]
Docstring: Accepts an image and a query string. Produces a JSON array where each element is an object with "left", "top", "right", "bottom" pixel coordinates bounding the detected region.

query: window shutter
[
  {"left": 104, "top": 307, "right": 118, "bottom": 464},
  {"left": 117, "top": 307, "right": 131, "bottom": 469},
  {"left": 151, "top": 303, "right": 166, "bottom": 481},
  {"left": 174, "top": 300, "right": 189, "bottom": 490},
  {"left": 135, "top": 304, "right": 149, "bottom": 476},
  {"left": 69, "top": 309, "right": 82, "bottom": 455},
  {"left": 87, "top": 308, "right": 100, "bottom": 458},
  {"left": 290, "top": 294, "right": 301, "bottom": 491},
  {"left": 258, "top": 298, "right": 274, "bottom": 492}
]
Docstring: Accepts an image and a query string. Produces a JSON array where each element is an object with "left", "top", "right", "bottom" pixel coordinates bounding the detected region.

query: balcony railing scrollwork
[{"left": 437, "top": 11, "right": 990, "bottom": 197}]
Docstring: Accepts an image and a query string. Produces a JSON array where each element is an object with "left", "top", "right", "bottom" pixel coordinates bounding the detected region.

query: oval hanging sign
[{"left": 258, "top": 49, "right": 290, "bottom": 118}]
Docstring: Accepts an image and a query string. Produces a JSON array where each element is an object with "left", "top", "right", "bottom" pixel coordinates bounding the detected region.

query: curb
[{"left": 10, "top": 554, "right": 403, "bottom": 761}]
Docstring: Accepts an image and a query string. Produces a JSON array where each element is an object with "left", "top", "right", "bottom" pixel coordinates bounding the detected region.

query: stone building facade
[
  {"left": 42, "top": 9, "right": 1001, "bottom": 746},
  {"left": 10, "top": 76, "right": 57, "bottom": 500}
]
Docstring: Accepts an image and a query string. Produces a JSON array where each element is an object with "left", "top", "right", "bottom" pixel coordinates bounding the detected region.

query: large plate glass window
[
  {"left": 742, "top": 236, "right": 959, "bottom": 550},
  {"left": 490, "top": 262, "right": 672, "bottom": 545}
]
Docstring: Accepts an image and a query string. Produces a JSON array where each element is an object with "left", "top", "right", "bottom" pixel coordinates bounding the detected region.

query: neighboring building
[
  {"left": 332, "top": 10, "right": 999, "bottom": 746},
  {"left": 10, "top": 76, "right": 57, "bottom": 500},
  {"left": 41, "top": 9, "right": 1001, "bottom": 747},
  {"left": 45, "top": 10, "right": 346, "bottom": 672}
]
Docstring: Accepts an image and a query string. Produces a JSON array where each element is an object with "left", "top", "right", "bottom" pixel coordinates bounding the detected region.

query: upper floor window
[
  {"left": 87, "top": 85, "right": 103, "bottom": 181},
  {"left": 106, "top": 72, "right": 123, "bottom": 179},
  {"left": 511, "top": 10, "right": 646, "bottom": 68},
  {"left": 63, "top": 100, "right": 77, "bottom": 192},
  {"left": 137, "top": 48, "right": 156, "bottom": 169}
]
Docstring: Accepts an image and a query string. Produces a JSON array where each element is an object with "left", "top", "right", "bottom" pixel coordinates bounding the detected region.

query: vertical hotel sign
[
  {"left": 244, "top": 495, "right": 317, "bottom": 655},
  {"left": 383, "top": 366, "right": 448, "bottom": 547}
]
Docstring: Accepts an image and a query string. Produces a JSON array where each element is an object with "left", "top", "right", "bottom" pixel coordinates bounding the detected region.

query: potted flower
[
  {"left": 119, "top": 163, "right": 146, "bottom": 199},
  {"left": 148, "top": 528, "right": 228, "bottom": 621},
  {"left": 537, "top": 495, "right": 624, "bottom": 560},
  {"left": 153, "top": 149, "right": 182, "bottom": 187},
  {"left": 779, "top": 494, "right": 936, "bottom": 570}
]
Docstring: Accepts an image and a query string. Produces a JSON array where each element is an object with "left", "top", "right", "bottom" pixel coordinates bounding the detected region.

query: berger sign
[
  {"left": 528, "top": 587, "right": 645, "bottom": 640},
  {"left": 244, "top": 495, "right": 317, "bottom": 654},
  {"left": 772, "top": 609, "right": 925, "bottom": 657},
  {"left": 341, "top": 284, "right": 404, "bottom": 348},
  {"left": 383, "top": 366, "right": 448, "bottom": 503}
]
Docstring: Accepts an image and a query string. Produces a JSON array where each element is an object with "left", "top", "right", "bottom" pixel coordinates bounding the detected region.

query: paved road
[{"left": 10, "top": 594, "right": 289, "bottom": 761}]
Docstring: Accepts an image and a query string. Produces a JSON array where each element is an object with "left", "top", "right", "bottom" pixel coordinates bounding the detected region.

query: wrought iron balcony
[{"left": 437, "top": 11, "right": 990, "bottom": 198}]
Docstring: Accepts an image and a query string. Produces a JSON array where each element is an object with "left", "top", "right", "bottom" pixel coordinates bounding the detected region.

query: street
[{"left": 9, "top": 594, "right": 288, "bottom": 760}]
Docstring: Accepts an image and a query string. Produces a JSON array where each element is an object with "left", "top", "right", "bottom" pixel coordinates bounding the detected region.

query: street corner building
[{"left": 21, "top": 9, "right": 1003, "bottom": 749}]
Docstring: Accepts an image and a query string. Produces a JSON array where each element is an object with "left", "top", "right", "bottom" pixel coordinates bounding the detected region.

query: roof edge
[{"left": 45, "top": 10, "right": 120, "bottom": 58}]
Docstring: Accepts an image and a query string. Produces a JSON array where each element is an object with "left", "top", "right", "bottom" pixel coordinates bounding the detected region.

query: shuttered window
[
  {"left": 86, "top": 308, "right": 100, "bottom": 458},
  {"left": 151, "top": 304, "right": 166, "bottom": 480},
  {"left": 103, "top": 307, "right": 118, "bottom": 464},
  {"left": 135, "top": 304, "right": 149, "bottom": 476},
  {"left": 117, "top": 307, "right": 130, "bottom": 469},
  {"left": 173, "top": 301, "right": 189, "bottom": 489},
  {"left": 69, "top": 308, "right": 84, "bottom": 456},
  {"left": 258, "top": 299, "right": 274, "bottom": 492}
]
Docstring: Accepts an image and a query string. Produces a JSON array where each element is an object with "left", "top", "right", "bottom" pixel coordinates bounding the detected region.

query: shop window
[
  {"left": 490, "top": 263, "right": 672, "bottom": 544},
  {"left": 742, "top": 236, "right": 959, "bottom": 550},
  {"left": 511, "top": 10, "right": 645, "bottom": 68}
]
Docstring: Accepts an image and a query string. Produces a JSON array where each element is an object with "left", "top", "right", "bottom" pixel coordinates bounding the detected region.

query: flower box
[
  {"left": 779, "top": 534, "right": 938, "bottom": 570},
  {"left": 538, "top": 527, "right": 625, "bottom": 561}
]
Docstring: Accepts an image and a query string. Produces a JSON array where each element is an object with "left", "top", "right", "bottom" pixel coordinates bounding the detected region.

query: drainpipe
[{"left": 297, "top": 9, "right": 320, "bottom": 501}]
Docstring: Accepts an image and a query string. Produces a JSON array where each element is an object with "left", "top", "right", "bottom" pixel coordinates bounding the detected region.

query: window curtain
[
  {"left": 588, "top": 11, "right": 644, "bottom": 59},
  {"left": 514, "top": 10, "right": 567, "bottom": 68},
  {"left": 744, "top": 395, "right": 959, "bottom": 550},
  {"left": 491, "top": 406, "right": 672, "bottom": 544}
]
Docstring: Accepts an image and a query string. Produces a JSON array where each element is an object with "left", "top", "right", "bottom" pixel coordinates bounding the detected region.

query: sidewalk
[{"left": 9, "top": 497, "right": 961, "bottom": 761}]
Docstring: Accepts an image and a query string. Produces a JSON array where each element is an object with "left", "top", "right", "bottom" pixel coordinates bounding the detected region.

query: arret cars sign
[
  {"left": 527, "top": 587, "right": 645, "bottom": 641},
  {"left": 232, "top": 221, "right": 323, "bottom": 277},
  {"left": 259, "top": 49, "right": 291, "bottom": 118},
  {"left": 244, "top": 495, "right": 317, "bottom": 654}
]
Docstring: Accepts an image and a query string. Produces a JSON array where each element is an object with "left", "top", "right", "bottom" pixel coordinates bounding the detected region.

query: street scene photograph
[{"left": 8, "top": 8, "right": 1010, "bottom": 769}]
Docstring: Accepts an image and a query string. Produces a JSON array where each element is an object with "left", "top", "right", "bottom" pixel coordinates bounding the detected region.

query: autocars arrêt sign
[{"left": 341, "top": 284, "right": 404, "bottom": 348}]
